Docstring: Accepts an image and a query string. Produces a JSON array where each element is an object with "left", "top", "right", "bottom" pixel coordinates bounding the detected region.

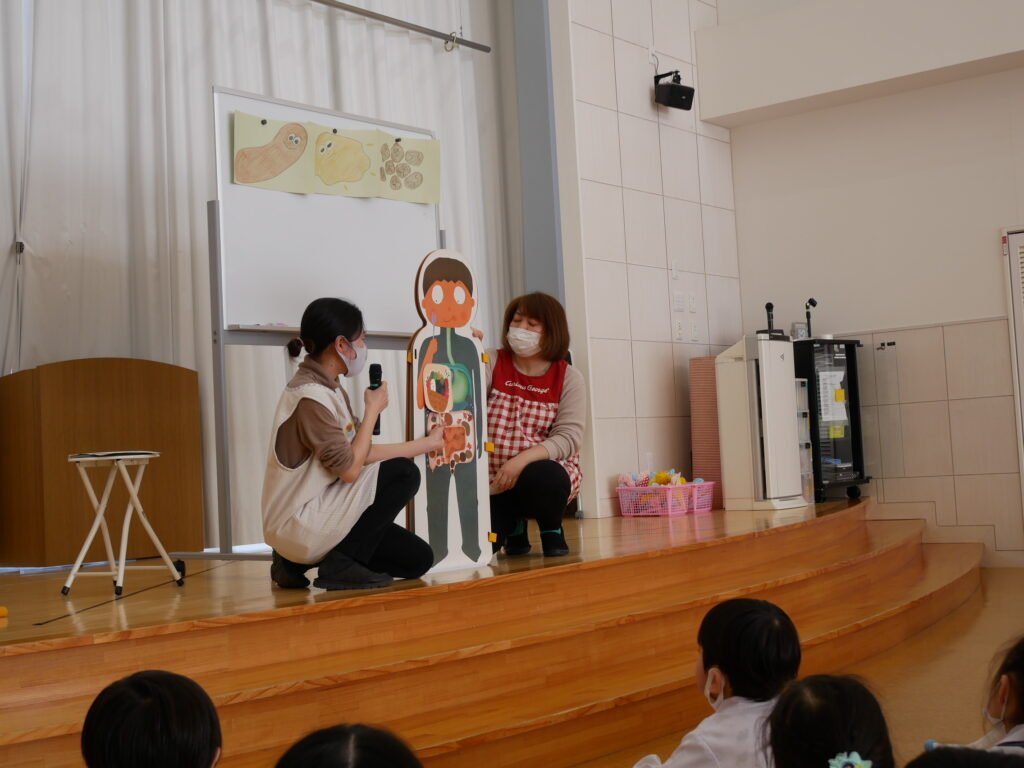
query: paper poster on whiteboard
[{"left": 232, "top": 112, "right": 440, "bottom": 203}]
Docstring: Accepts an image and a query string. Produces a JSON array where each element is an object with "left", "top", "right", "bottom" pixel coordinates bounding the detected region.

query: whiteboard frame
[{"left": 201, "top": 87, "right": 442, "bottom": 557}]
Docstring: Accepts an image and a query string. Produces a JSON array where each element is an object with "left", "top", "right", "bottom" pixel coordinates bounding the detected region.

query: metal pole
[
  {"left": 207, "top": 201, "right": 234, "bottom": 555},
  {"left": 309, "top": 0, "right": 492, "bottom": 53}
]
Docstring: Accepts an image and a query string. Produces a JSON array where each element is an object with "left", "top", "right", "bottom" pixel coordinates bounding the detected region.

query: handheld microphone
[{"left": 369, "top": 363, "right": 382, "bottom": 436}]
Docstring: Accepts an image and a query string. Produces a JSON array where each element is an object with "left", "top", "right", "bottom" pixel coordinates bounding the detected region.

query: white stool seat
[{"left": 63, "top": 451, "right": 185, "bottom": 596}]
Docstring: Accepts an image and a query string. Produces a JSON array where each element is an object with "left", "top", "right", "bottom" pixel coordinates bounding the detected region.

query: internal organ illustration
[
  {"left": 314, "top": 132, "right": 371, "bottom": 185},
  {"left": 234, "top": 122, "right": 307, "bottom": 183},
  {"left": 426, "top": 410, "right": 476, "bottom": 470}
]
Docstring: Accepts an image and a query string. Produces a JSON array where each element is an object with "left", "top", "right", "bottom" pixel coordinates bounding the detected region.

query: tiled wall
[
  {"left": 853, "top": 318, "right": 1024, "bottom": 566},
  {"left": 567, "top": 0, "right": 743, "bottom": 516}
]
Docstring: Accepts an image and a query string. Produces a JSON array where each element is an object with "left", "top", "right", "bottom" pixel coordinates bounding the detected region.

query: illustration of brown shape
[
  {"left": 234, "top": 122, "right": 307, "bottom": 183},
  {"left": 315, "top": 132, "right": 371, "bottom": 186},
  {"left": 389, "top": 174, "right": 403, "bottom": 190},
  {"left": 390, "top": 143, "right": 405, "bottom": 162},
  {"left": 405, "top": 150, "right": 424, "bottom": 166},
  {"left": 396, "top": 162, "right": 411, "bottom": 178},
  {"left": 404, "top": 171, "right": 424, "bottom": 190}
]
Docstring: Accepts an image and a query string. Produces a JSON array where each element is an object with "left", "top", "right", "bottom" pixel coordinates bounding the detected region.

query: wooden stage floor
[{"left": 0, "top": 503, "right": 839, "bottom": 650}]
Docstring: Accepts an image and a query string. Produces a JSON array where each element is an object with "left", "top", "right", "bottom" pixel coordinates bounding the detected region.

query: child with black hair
[
  {"left": 263, "top": 297, "right": 441, "bottom": 590},
  {"left": 968, "top": 635, "right": 1024, "bottom": 754},
  {"left": 276, "top": 723, "right": 422, "bottom": 768},
  {"left": 634, "top": 598, "right": 801, "bottom": 768},
  {"left": 81, "top": 670, "right": 221, "bottom": 768},
  {"left": 768, "top": 674, "right": 895, "bottom": 768}
]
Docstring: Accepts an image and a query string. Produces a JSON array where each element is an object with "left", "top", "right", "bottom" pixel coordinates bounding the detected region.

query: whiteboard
[{"left": 212, "top": 88, "right": 440, "bottom": 334}]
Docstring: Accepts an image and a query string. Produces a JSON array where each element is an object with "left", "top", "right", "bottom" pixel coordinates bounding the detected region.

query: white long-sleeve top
[{"left": 633, "top": 697, "right": 774, "bottom": 768}]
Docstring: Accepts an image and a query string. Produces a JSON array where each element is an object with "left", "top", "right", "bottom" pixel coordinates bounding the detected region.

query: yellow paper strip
[{"left": 232, "top": 112, "right": 441, "bottom": 203}]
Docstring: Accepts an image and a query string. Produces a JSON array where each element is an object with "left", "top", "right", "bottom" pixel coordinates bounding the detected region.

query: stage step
[{"left": 0, "top": 504, "right": 983, "bottom": 768}]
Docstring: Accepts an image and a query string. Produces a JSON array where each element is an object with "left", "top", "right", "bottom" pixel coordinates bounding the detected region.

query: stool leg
[
  {"left": 117, "top": 462, "right": 182, "bottom": 584},
  {"left": 63, "top": 465, "right": 117, "bottom": 596},
  {"left": 74, "top": 464, "right": 117, "bottom": 574},
  {"left": 114, "top": 495, "right": 135, "bottom": 596},
  {"left": 113, "top": 463, "right": 145, "bottom": 596}
]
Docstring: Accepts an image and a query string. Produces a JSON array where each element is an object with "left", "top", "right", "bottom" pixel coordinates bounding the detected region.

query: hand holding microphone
[{"left": 369, "top": 363, "right": 383, "bottom": 436}]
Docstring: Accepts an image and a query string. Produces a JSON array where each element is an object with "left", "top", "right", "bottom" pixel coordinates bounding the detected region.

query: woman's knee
[
  {"left": 521, "top": 460, "right": 571, "bottom": 498},
  {"left": 384, "top": 457, "right": 421, "bottom": 497}
]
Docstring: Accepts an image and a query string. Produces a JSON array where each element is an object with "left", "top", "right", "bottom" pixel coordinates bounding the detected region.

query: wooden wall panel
[
  {"left": 0, "top": 358, "right": 204, "bottom": 566},
  {"left": 0, "top": 368, "right": 44, "bottom": 564}
]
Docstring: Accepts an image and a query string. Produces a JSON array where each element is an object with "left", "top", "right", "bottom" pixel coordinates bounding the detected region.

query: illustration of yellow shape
[
  {"left": 234, "top": 122, "right": 307, "bottom": 183},
  {"left": 314, "top": 132, "right": 371, "bottom": 186}
]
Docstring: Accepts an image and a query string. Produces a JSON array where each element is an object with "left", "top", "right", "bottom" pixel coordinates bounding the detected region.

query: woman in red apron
[{"left": 487, "top": 292, "right": 586, "bottom": 556}]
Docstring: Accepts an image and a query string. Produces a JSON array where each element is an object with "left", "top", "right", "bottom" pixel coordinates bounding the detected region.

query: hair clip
[{"left": 829, "top": 753, "right": 872, "bottom": 768}]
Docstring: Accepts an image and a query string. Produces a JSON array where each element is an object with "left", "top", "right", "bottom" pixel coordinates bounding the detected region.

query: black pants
[
  {"left": 490, "top": 459, "right": 571, "bottom": 539},
  {"left": 319, "top": 458, "right": 434, "bottom": 580}
]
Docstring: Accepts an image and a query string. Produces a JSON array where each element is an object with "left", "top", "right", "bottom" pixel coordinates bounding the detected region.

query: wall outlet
[
  {"left": 690, "top": 321, "right": 700, "bottom": 342},
  {"left": 673, "top": 317, "right": 687, "bottom": 341},
  {"left": 672, "top": 292, "right": 686, "bottom": 311},
  {"left": 688, "top": 293, "right": 697, "bottom": 313}
]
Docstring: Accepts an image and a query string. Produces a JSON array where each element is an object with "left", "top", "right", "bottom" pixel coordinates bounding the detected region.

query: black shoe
[
  {"left": 271, "top": 551, "right": 311, "bottom": 589},
  {"left": 504, "top": 519, "right": 531, "bottom": 556},
  {"left": 540, "top": 528, "right": 569, "bottom": 557},
  {"left": 313, "top": 559, "right": 394, "bottom": 591}
]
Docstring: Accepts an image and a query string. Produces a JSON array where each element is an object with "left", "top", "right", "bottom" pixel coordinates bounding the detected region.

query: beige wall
[
  {"left": 854, "top": 319, "right": 1024, "bottom": 566},
  {"left": 552, "top": 0, "right": 743, "bottom": 516},
  {"left": 698, "top": 0, "right": 1024, "bottom": 125},
  {"left": 732, "top": 65, "right": 1024, "bottom": 337}
]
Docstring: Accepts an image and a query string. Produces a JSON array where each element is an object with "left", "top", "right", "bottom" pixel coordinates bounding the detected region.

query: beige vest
[{"left": 261, "top": 383, "right": 379, "bottom": 564}]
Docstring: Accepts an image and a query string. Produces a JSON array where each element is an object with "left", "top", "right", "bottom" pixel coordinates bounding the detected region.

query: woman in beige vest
[{"left": 262, "top": 298, "right": 441, "bottom": 590}]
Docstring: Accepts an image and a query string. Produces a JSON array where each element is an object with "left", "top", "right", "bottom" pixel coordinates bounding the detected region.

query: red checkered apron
[{"left": 487, "top": 350, "right": 582, "bottom": 501}]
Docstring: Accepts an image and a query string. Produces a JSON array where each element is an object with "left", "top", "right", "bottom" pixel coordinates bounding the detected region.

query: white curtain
[{"left": 1, "top": 0, "right": 515, "bottom": 546}]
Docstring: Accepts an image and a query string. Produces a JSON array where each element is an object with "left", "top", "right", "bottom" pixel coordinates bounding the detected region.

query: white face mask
[
  {"left": 703, "top": 667, "right": 725, "bottom": 711},
  {"left": 507, "top": 327, "right": 542, "bottom": 357},
  {"left": 967, "top": 698, "right": 1008, "bottom": 749},
  {"left": 338, "top": 336, "right": 368, "bottom": 378}
]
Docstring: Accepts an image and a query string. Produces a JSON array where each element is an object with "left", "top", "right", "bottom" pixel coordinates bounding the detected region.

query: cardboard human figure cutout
[{"left": 407, "top": 250, "right": 491, "bottom": 570}]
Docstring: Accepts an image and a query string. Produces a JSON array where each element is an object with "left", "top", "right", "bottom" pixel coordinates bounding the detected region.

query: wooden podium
[{"left": 0, "top": 358, "right": 205, "bottom": 567}]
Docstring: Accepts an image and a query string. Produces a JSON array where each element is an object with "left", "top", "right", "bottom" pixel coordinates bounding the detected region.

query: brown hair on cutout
[{"left": 501, "top": 292, "right": 570, "bottom": 362}]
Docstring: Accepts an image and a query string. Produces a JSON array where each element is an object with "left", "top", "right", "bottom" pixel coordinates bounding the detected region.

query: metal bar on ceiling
[{"left": 309, "top": 0, "right": 492, "bottom": 53}]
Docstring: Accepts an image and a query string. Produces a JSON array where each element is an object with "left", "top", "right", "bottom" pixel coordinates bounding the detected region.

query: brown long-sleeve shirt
[{"left": 274, "top": 358, "right": 358, "bottom": 475}]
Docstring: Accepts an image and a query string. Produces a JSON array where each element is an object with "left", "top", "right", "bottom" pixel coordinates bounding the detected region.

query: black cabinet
[{"left": 793, "top": 339, "right": 870, "bottom": 502}]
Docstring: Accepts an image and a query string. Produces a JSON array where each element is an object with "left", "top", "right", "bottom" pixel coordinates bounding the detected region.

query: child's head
[
  {"left": 275, "top": 724, "right": 422, "bottom": 768},
  {"left": 907, "top": 748, "right": 1024, "bottom": 767},
  {"left": 768, "top": 675, "right": 895, "bottom": 768},
  {"left": 419, "top": 256, "right": 475, "bottom": 329},
  {"left": 501, "top": 292, "right": 570, "bottom": 362},
  {"left": 695, "top": 598, "right": 801, "bottom": 705},
  {"left": 81, "top": 670, "right": 221, "bottom": 768},
  {"left": 985, "top": 635, "right": 1024, "bottom": 729},
  {"left": 287, "top": 297, "right": 365, "bottom": 362}
]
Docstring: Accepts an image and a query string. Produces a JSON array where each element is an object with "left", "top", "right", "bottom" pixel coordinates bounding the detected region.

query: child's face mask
[
  {"left": 968, "top": 688, "right": 1008, "bottom": 749},
  {"left": 703, "top": 666, "right": 725, "bottom": 711}
]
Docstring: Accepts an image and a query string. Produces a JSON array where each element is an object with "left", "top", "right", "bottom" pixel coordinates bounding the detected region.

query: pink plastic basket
[
  {"left": 689, "top": 482, "right": 716, "bottom": 514},
  {"left": 617, "top": 485, "right": 691, "bottom": 517}
]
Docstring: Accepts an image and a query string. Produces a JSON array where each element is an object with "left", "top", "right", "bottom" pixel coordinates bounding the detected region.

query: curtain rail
[{"left": 309, "top": 0, "right": 492, "bottom": 53}]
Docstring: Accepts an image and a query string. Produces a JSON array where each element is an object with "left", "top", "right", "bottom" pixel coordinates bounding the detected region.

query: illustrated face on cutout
[{"left": 422, "top": 280, "right": 475, "bottom": 328}]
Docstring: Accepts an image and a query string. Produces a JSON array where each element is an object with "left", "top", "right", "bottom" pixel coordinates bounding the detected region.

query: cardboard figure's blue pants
[{"left": 425, "top": 460, "right": 481, "bottom": 564}]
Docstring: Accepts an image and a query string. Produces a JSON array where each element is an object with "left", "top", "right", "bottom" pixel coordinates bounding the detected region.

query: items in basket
[{"left": 616, "top": 467, "right": 715, "bottom": 517}]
